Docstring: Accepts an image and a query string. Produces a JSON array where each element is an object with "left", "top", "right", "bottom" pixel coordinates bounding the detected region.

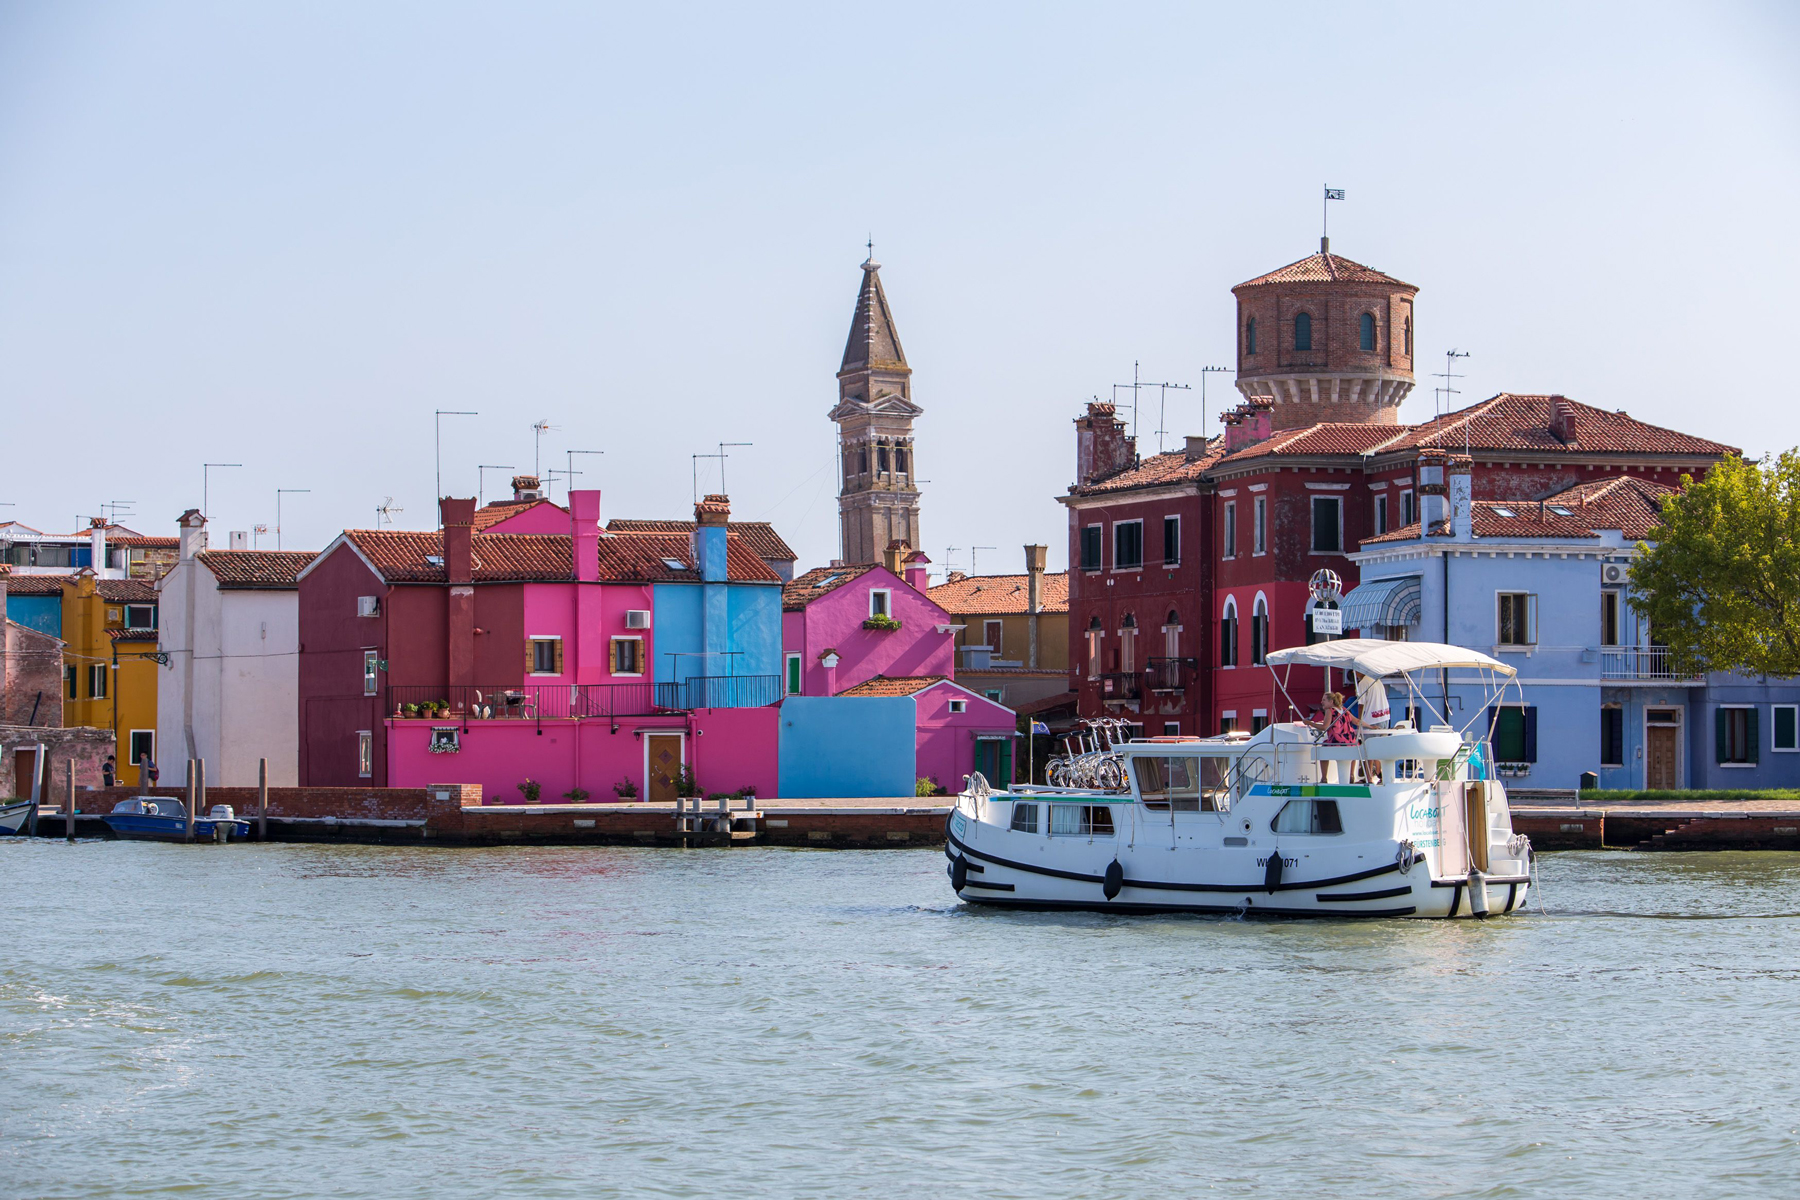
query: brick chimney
[
  {"left": 178, "top": 509, "right": 207, "bottom": 560},
  {"left": 512, "top": 474, "right": 543, "bottom": 502},
  {"left": 902, "top": 548, "right": 931, "bottom": 592},
  {"left": 882, "top": 539, "right": 907, "bottom": 576},
  {"left": 1024, "top": 542, "right": 1048, "bottom": 669},
  {"left": 1074, "top": 402, "right": 1135, "bottom": 486},
  {"left": 569, "top": 490, "right": 601, "bottom": 582},
  {"left": 1416, "top": 449, "right": 1449, "bottom": 532},
  {"left": 1548, "top": 395, "right": 1579, "bottom": 446},
  {"left": 440, "top": 498, "right": 476, "bottom": 584},
  {"left": 1221, "top": 398, "right": 1274, "bottom": 454},
  {"left": 694, "top": 494, "right": 730, "bottom": 583},
  {"left": 440, "top": 497, "right": 477, "bottom": 691}
]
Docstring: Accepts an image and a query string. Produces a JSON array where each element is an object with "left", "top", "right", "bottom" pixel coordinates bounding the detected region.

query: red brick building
[{"left": 1064, "top": 246, "right": 1735, "bottom": 734}]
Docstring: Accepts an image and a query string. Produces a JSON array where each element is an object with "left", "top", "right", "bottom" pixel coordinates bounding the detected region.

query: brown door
[
  {"left": 1647, "top": 726, "right": 1678, "bottom": 790},
  {"left": 645, "top": 734, "right": 683, "bottom": 803},
  {"left": 13, "top": 750, "right": 37, "bottom": 799}
]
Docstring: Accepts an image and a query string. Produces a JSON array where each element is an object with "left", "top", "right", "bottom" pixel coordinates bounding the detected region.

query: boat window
[
  {"left": 1050, "top": 804, "right": 1116, "bottom": 836},
  {"left": 1133, "top": 756, "right": 1202, "bottom": 810},
  {"left": 1010, "top": 802, "right": 1039, "bottom": 833},
  {"left": 1200, "top": 757, "right": 1232, "bottom": 811},
  {"left": 1271, "top": 799, "right": 1343, "bottom": 835}
]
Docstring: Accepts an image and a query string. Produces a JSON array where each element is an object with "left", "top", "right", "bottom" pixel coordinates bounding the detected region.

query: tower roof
[
  {"left": 840, "top": 258, "right": 909, "bottom": 374},
  {"left": 1235, "top": 251, "right": 1415, "bottom": 291}
]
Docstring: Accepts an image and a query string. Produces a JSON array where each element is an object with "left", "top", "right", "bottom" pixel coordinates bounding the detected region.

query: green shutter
[
  {"left": 1715, "top": 707, "right": 1728, "bottom": 764},
  {"left": 786, "top": 656, "right": 801, "bottom": 695}
]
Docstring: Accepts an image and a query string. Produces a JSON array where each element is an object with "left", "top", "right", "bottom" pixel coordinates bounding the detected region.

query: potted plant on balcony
[
  {"left": 402, "top": 702, "right": 420, "bottom": 718},
  {"left": 562, "top": 787, "right": 591, "bottom": 802},
  {"left": 613, "top": 777, "right": 639, "bottom": 800},
  {"left": 517, "top": 777, "right": 542, "bottom": 803}
]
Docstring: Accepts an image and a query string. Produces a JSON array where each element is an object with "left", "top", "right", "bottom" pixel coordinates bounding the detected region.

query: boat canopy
[{"left": 1264, "top": 638, "right": 1516, "bottom": 679}]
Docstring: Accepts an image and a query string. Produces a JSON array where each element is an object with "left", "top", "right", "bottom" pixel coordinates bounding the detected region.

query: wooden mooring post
[
  {"left": 257, "top": 758, "right": 268, "bottom": 842},
  {"left": 26, "top": 745, "right": 44, "bottom": 837},
  {"left": 65, "top": 760, "right": 75, "bottom": 843},
  {"left": 184, "top": 760, "right": 196, "bottom": 843}
]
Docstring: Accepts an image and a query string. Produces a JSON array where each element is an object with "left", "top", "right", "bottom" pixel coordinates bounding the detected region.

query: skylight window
[
  {"left": 425, "top": 555, "right": 444, "bottom": 566},
  {"left": 1548, "top": 506, "right": 1573, "bottom": 516},
  {"left": 1491, "top": 508, "right": 1516, "bottom": 518},
  {"left": 661, "top": 557, "right": 687, "bottom": 571}
]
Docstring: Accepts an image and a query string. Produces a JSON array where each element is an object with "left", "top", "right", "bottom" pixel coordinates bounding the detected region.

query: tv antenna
[
  {"left": 251, "top": 523, "right": 269, "bottom": 549},
  {"left": 476, "top": 465, "right": 514, "bottom": 507},
  {"left": 531, "top": 420, "right": 558, "bottom": 477},
  {"left": 692, "top": 443, "right": 750, "bottom": 504},
  {"left": 102, "top": 500, "right": 136, "bottom": 526},
  {"left": 1113, "top": 362, "right": 1189, "bottom": 447},
  {"left": 970, "top": 546, "right": 996, "bottom": 575},
  {"left": 276, "top": 488, "right": 310, "bottom": 551},
  {"left": 376, "top": 497, "right": 403, "bottom": 529},
  {"left": 565, "top": 450, "right": 604, "bottom": 501},
  {"left": 1433, "top": 349, "right": 1470, "bottom": 417},
  {"left": 202, "top": 463, "right": 241, "bottom": 522},
  {"left": 943, "top": 546, "right": 960, "bottom": 577}
]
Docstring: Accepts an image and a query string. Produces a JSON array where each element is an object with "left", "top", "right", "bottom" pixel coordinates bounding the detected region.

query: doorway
[
  {"left": 1646, "top": 709, "right": 1681, "bottom": 790},
  {"left": 644, "top": 734, "right": 684, "bottom": 802},
  {"left": 975, "top": 738, "right": 1013, "bottom": 787},
  {"left": 12, "top": 749, "right": 39, "bottom": 798}
]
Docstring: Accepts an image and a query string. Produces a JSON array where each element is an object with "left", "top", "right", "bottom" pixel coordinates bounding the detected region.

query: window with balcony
[
  {"left": 1497, "top": 593, "right": 1537, "bottom": 647},
  {"left": 1114, "top": 520, "right": 1143, "bottom": 570},
  {"left": 1601, "top": 591, "right": 1621, "bottom": 646}
]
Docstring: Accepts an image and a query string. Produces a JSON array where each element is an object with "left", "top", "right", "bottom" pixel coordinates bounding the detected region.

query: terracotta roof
[
  {"left": 782, "top": 564, "right": 880, "bottom": 611},
  {"left": 1, "top": 575, "right": 66, "bottom": 595},
  {"left": 1073, "top": 442, "right": 1225, "bottom": 495},
  {"left": 836, "top": 674, "right": 946, "bottom": 697},
  {"left": 96, "top": 579, "right": 157, "bottom": 602},
  {"left": 472, "top": 499, "right": 565, "bottom": 531},
  {"left": 1235, "top": 251, "right": 1415, "bottom": 290},
  {"left": 608, "top": 519, "right": 797, "bottom": 563},
  {"left": 197, "top": 550, "right": 317, "bottom": 589},
  {"left": 929, "top": 571, "right": 1069, "bottom": 615},
  {"left": 1544, "top": 475, "right": 1674, "bottom": 540},
  {"left": 1362, "top": 500, "right": 1605, "bottom": 545},
  {"left": 1383, "top": 394, "right": 1737, "bottom": 457},
  {"left": 1216, "top": 422, "right": 1412, "bottom": 466},
  {"left": 108, "top": 537, "right": 178, "bottom": 549},
  {"left": 107, "top": 626, "right": 158, "bottom": 642},
  {"left": 342, "top": 530, "right": 779, "bottom": 585}
]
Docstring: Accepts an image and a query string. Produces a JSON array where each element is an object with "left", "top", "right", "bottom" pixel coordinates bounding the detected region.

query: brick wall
[
  {"left": 2, "top": 621, "right": 64, "bottom": 727},
  {"left": 2, "top": 725, "right": 113, "bottom": 797},
  {"left": 65, "top": 782, "right": 481, "bottom": 826}
]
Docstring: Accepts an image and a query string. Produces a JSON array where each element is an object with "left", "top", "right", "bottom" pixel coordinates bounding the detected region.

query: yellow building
[
  {"left": 59, "top": 571, "right": 161, "bottom": 785},
  {"left": 928, "top": 545, "right": 1072, "bottom": 711}
]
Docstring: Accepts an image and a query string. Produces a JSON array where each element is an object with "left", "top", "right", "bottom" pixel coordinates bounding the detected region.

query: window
[
  {"left": 1775, "top": 705, "right": 1798, "bottom": 753},
  {"left": 869, "top": 589, "right": 892, "bottom": 618},
  {"left": 858, "top": 446, "right": 869, "bottom": 474},
  {"left": 1717, "top": 707, "right": 1757, "bottom": 765},
  {"left": 1251, "top": 710, "right": 1269, "bottom": 735},
  {"left": 1404, "top": 317, "right": 1412, "bottom": 356},
  {"left": 1272, "top": 798, "right": 1342, "bottom": 835},
  {"left": 1601, "top": 591, "right": 1621, "bottom": 646},
  {"left": 1113, "top": 521, "right": 1143, "bottom": 569},
  {"left": 1163, "top": 515, "right": 1180, "bottom": 566},
  {"left": 1489, "top": 705, "right": 1538, "bottom": 764},
  {"left": 1163, "top": 722, "right": 1181, "bottom": 736},
  {"left": 1374, "top": 494, "right": 1389, "bottom": 536},
  {"left": 89, "top": 664, "right": 107, "bottom": 699},
  {"left": 1222, "top": 502, "right": 1237, "bottom": 559},
  {"left": 1359, "top": 312, "right": 1377, "bottom": 352},
  {"left": 1220, "top": 711, "right": 1238, "bottom": 735},
  {"left": 877, "top": 443, "right": 890, "bottom": 473},
  {"left": 611, "top": 637, "right": 645, "bottom": 676},
  {"left": 1219, "top": 602, "right": 1238, "bottom": 668},
  {"left": 1250, "top": 597, "right": 1268, "bottom": 666},
  {"left": 65, "top": 666, "right": 77, "bottom": 699},
  {"left": 128, "top": 729, "right": 154, "bottom": 767},
  {"left": 1081, "top": 525, "right": 1103, "bottom": 571},
  {"left": 1294, "top": 311, "right": 1313, "bottom": 352},
  {"left": 985, "top": 689, "right": 1003, "bottom": 703},
  {"left": 1497, "top": 593, "right": 1538, "bottom": 646},
  {"left": 1246, "top": 317, "right": 1257, "bottom": 356},
  {"left": 529, "top": 637, "right": 563, "bottom": 675},
  {"left": 124, "top": 603, "right": 157, "bottom": 630},
  {"left": 429, "top": 727, "right": 460, "bottom": 752},
  {"left": 1133, "top": 756, "right": 1204, "bottom": 811},
  {"left": 948, "top": 699, "right": 967, "bottom": 714},
  {"left": 1253, "top": 496, "right": 1268, "bottom": 555},
  {"left": 896, "top": 446, "right": 910, "bottom": 474},
  {"left": 785, "top": 653, "right": 802, "bottom": 696},
  {"left": 1120, "top": 614, "right": 1137, "bottom": 674},
  {"left": 1050, "top": 804, "right": 1116, "bottom": 836},
  {"left": 1010, "top": 802, "right": 1039, "bottom": 833},
  {"left": 362, "top": 651, "right": 379, "bottom": 696},
  {"left": 357, "top": 731, "right": 373, "bottom": 778},
  {"left": 1400, "top": 489, "right": 1416, "bottom": 527},
  {"left": 1311, "top": 496, "right": 1342, "bottom": 554},
  {"left": 1601, "top": 707, "right": 1624, "bottom": 767},
  {"left": 1086, "top": 618, "right": 1103, "bottom": 679},
  {"left": 984, "top": 620, "right": 1004, "bottom": 654}
]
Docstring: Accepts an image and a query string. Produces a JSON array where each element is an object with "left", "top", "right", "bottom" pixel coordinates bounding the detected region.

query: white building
[{"left": 157, "top": 511, "right": 315, "bottom": 785}]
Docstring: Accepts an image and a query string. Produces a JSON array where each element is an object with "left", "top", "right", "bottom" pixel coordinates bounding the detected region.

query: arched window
[
  {"left": 1166, "top": 608, "right": 1180, "bottom": 625},
  {"left": 1246, "top": 317, "right": 1257, "bottom": 356},
  {"left": 1403, "top": 317, "right": 1412, "bottom": 356},
  {"left": 1294, "top": 312, "right": 1312, "bottom": 352},
  {"left": 1220, "top": 599, "right": 1239, "bottom": 669},
  {"left": 1251, "top": 597, "right": 1269, "bottom": 666},
  {"left": 1359, "top": 312, "right": 1377, "bottom": 352}
]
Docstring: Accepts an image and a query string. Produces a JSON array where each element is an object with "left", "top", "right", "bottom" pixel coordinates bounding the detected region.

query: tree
[{"left": 1630, "top": 452, "right": 1800, "bottom": 678}]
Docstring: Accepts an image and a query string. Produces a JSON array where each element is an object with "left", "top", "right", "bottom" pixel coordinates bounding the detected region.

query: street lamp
[{"left": 435, "top": 410, "right": 478, "bottom": 527}]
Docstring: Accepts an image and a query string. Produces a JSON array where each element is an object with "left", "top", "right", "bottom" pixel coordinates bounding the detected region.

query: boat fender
[
  {"left": 1467, "top": 869, "right": 1491, "bottom": 919},
  {"left": 1103, "top": 859, "right": 1123, "bottom": 900},
  {"left": 951, "top": 855, "right": 968, "bottom": 892},
  {"left": 1263, "top": 849, "right": 1284, "bottom": 893}
]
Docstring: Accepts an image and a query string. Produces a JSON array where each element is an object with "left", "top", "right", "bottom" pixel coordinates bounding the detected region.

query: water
[{"left": 3, "top": 842, "right": 1798, "bottom": 1199}]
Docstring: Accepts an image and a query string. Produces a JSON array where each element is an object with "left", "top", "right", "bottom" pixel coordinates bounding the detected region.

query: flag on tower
[{"left": 1324, "top": 187, "right": 1345, "bottom": 200}]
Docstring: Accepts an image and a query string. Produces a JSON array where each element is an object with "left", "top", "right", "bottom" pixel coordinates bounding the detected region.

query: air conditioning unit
[
  {"left": 625, "top": 610, "right": 651, "bottom": 630},
  {"left": 357, "top": 595, "right": 380, "bottom": 617},
  {"left": 1601, "top": 563, "right": 1627, "bottom": 585}
]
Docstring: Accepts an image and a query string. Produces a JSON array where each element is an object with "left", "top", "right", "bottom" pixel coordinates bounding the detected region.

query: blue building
[
  {"left": 649, "top": 495, "right": 784, "bottom": 708},
  {"left": 1345, "top": 464, "right": 1799, "bottom": 791}
]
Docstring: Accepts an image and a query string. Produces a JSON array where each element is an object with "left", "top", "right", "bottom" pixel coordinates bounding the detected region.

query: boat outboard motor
[
  {"left": 1264, "top": 850, "right": 1284, "bottom": 893},
  {"left": 1466, "top": 869, "right": 1490, "bottom": 919},
  {"left": 950, "top": 855, "right": 968, "bottom": 892},
  {"left": 1103, "top": 860, "right": 1123, "bottom": 901}
]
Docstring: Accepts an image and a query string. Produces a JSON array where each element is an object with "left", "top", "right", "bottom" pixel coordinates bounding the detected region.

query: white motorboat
[{"left": 947, "top": 640, "right": 1534, "bottom": 919}]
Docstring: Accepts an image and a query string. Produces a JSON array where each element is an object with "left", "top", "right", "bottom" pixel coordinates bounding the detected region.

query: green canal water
[{"left": 3, "top": 842, "right": 1798, "bottom": 1198}]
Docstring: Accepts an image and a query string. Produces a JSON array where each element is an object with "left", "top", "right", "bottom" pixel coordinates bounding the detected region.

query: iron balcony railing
[
  {"left": 1099, "top": 672, "right": 1142, "bottom": 702},
  {"left": 1145, "top": 657, "right": 1195, "bottom": 692},
  {"left": 388, "top": 683, "right": 666, "bottom": 720},
  {"left": 655, "top": 674, "right": 782, "bottom": 710},
  {"left": 1597, "top": 647, "right": 1702, "bottom": 682}
]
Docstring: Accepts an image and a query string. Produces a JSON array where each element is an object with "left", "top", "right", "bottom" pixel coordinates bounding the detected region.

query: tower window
[
  {"left": 895, "top": 446, "right": 908, "bottom": 474},
  {"left": 1403, "top": 316, "right": 1412, "bottom": 356},
  {"left": 858, "top": 447, "right": 869, "bottom": 474},
  {"left": 1359, "top": 312, "right": 1376, "bottom": 352},
  {"left": 1246, "top": 317, "right": 1257, "bottom": 356},
  {"left": 877, "top": 444, "right": 890, "bottom": 473},
  {"left": 1294, "top": 312, "right": 1313, "bottom": 352}
]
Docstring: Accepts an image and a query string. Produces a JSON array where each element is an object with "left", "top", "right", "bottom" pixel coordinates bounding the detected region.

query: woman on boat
[{"left": 1307, "top": 692, "right": 1366, "bottom": 783}]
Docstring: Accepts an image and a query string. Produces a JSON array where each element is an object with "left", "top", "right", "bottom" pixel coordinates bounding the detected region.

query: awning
[
  {"left": 1265, "top": 639, "right": 1516, "bottom": 678},
  {"left": 1337, "top": 575, "right": 1421, "bottom": 631}
]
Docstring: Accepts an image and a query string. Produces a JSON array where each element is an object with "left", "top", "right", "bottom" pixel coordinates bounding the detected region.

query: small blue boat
[{"left": 103, "top": 797, "right": 251, "bottom": 843}]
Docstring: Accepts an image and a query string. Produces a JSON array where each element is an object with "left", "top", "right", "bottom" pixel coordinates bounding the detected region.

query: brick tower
[
  {"left": 1231, "top": 239, "right": 1419, "bottom": 430},
  {"left": 831, "top": 254, "right": 922, "bottom": 564}
]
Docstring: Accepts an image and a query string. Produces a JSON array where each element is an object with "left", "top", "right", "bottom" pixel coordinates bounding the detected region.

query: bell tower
[{"left": 831, "top": 254, "right": 922, "bottom": 564}]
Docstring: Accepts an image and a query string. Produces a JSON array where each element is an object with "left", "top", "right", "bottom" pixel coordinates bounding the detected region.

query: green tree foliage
[{"left": 1630, "top": 452, "right": 1800, "bottom": 677}]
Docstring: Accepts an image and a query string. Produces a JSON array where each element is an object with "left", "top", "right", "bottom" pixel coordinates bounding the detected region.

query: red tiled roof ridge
[
  {"left": 196, "top": 549, "right": 318, "bottom": 588},
  {"left": 1234, "top": 251, "right": 1415, "bottom": 290},
  {"left": 836, "top": 673, "right": 947, "bottom": 697},
  {"left": 928, "top": 570, "right": 1070, "bottom": 615}
]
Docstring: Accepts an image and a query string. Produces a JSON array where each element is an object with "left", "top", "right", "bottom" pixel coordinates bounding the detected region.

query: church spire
[
  {"left": 839, "top": 256, "right": 909, "bottom": 376},
  {"left": 830, "top": 254, "right": 922, "bottom": 566}
]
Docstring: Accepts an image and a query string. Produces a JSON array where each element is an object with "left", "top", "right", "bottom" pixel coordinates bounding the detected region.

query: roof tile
[
  {"left": 342, "top": 530, "right": 779, "bottom": 585},
  {"left": 197, "top": 550, "right": 318, "bottom": 589},
  {"left": 608, "top": 519, "right": 797, "bottom": 563},
  {"left": 1235, "top": 252, "right": 1415, "bottom": 290},
  {"left": 782, "top": 564, "right": 880, "bottom": 611},
  {"left": 928, "top": 572, "right": 1069, "bottom": 615},
  {"left": 836, "top": 674, "right": 946, "bottom": 697}
]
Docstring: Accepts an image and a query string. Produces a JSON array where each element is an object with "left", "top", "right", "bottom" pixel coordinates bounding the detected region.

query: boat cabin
[{"left": 111, "top": 796, "right": 186, "bottom": 819}]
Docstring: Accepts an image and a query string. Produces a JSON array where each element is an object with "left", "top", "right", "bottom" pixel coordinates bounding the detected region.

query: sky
[{"left": 2, "top": 1, "right": 1797, "bottom": 577}]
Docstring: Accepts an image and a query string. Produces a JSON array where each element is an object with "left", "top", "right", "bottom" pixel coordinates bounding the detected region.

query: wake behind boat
[{"left": 947, "top": 640, "right": 1534, "bottom": 919}]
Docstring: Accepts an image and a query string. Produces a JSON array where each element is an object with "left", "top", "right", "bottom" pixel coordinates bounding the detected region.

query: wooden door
[
  {"left": 645, "top": 734, "right": 683, "bottom": 803},
  {"left": 1647, "top": 726, "right": 1678, "bottom": 790},
  {"left": 13, "top": 750, "right": 36, "bottom": 798}
]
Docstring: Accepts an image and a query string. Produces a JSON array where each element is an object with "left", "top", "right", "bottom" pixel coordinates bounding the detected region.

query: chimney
[
  {"left": 511, "top": 474, "right": 543, "bottom": 502},
  {"left": 1184, "top": 435, "right": 1211, "bottom": 459},
  {"left": 903, "top": 548, "right": 932, "bottom": 592},
  {"left": 88, "top": 517, "right": 107, "bottom": 574},
  {"left": 178, "top": 509, "right": 207, "bottom": 560},
  {"left": 882, "top": 539, "right": 906, "bottom": 576},
  {"left": 1416, "top": 449, "right": 1449, "bottom": 532},
  {"left": 440, "top": 497, "right": 476, "bottom": 584},
  {"left": 1024, "top": 544, "right": 1047, "bottom": 614},
  {"left": 1221, "top": 398, "right": 1275, "bottom": 455},
  {"left": 229, "top": 531, "right": 248, "bottom": 551},
  {"left": 694, "top": 494, "right": 730, "bottom": 583},
  {"left": 569, "top": 489, "right": 601, "bottom": 582},
  {"left": 1448, "top": 455, "right": 1474, "bottom": 541},
  {"left": 1548, "top": 395, "right": 1579, "bottom": 445},
  {"left": 1074, "top": 402, "right": 1135, "bottom": 486}
]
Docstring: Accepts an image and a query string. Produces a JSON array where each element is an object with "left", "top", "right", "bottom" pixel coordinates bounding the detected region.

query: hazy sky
[{"left": 2, "top": 2, "right": 1796, "bottom": 576}]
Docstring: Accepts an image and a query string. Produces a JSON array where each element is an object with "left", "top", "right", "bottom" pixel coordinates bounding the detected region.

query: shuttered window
[
  {"left": 1600, "top": 707, "right": 1624, "bottom": 767},
  {"left": 609, "top": 638, "right": 643, "bottom": 676},
  {"left": 1716, "top": 707, "right": 1757, "bottom": 765},
  {"left": 1081, "top": 526, "right": 1103, "bottom": 571},
  {"left": 1488, "top": 705, "right": 1538, "bottom": 764},
  {"left": 528, "top": 638, "right": 563, "bottom": 675}
]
